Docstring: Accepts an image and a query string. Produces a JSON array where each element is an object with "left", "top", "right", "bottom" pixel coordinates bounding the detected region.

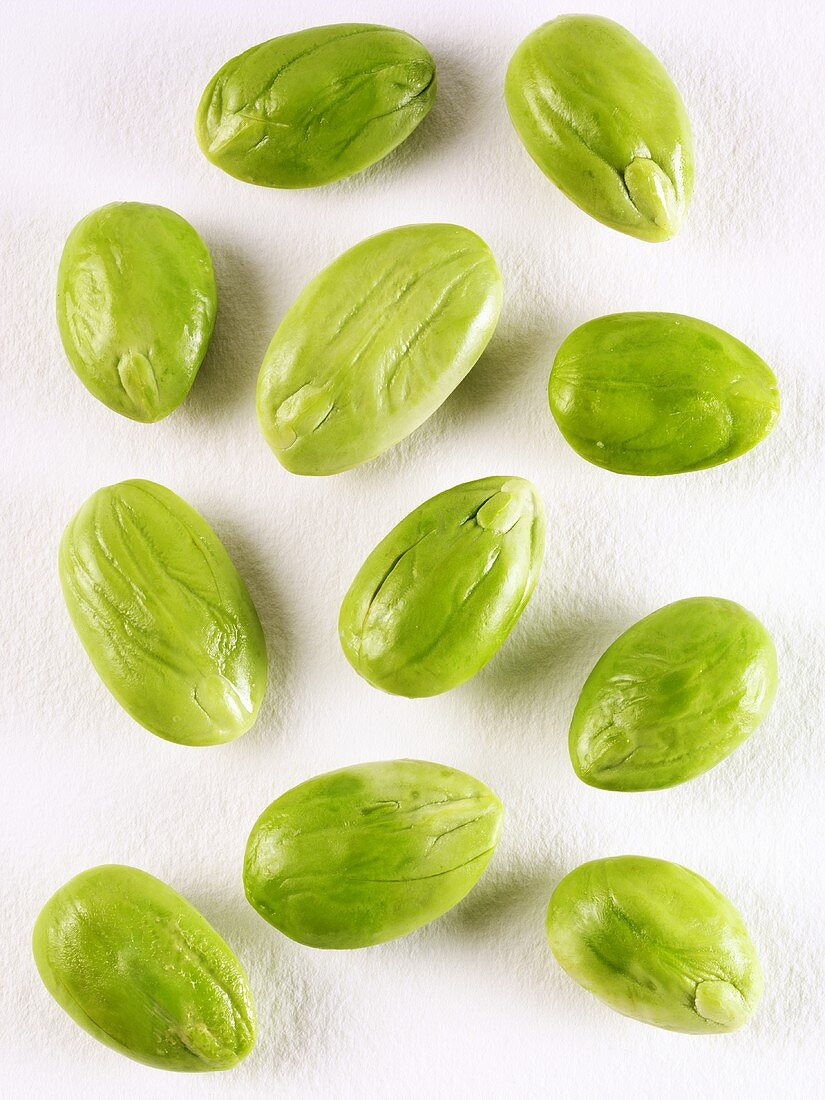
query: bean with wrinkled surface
[
  {"left": 569, "top": 597, "right": 778, "bottom": 791},
  {"left": 196, "top": 24, "right": 436, "bottom": 188},
  {"left": 33, "top": 865, "right": 256, "bottom": 1071},
  {"left": 505, "top": 16, "right": 693, "bottom": 241},
  {"left": 339, "top": 476, "right": 544, "bottom": 696},
  {"left": 244, "top": 760, "right": 502, "bottom": 948},
  {"left": 257, "top": 224, "right": 502, "bottom": 475},
  {"left": 59, "top": 479, "right": 267, "bottom": 746},
  {"left": 548, "top": 312, "right": 779, "bottom": 474},
  {"left": 56, "top": 202, "right": 216, "bottom": 422},
  {"left": 546, "top": 856, "right": 763, "bottom": 1033}
]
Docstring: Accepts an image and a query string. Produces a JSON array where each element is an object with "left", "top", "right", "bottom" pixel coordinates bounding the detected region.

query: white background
[{"left": 2, "top": 0, "right": 824, "bottom": 1096}]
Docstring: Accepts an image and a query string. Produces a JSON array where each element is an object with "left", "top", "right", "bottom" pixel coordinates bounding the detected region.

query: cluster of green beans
[{"left": 37, "top": 16, "right": 780, "bottom": 1072}]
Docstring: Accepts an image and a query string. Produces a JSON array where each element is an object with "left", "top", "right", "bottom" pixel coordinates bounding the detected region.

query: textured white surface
[{"left": 2, "top": 0, "right": 824, "bottom": 1096}]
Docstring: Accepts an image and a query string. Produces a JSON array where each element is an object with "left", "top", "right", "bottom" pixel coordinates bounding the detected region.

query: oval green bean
[
  {"left": 33, "top": 865, "right": 255, "bottom": 1070},
  {"left": 339, "top": 476, "right": 544, "bottom": 696},
  {"left": 549, "top": 312, "right": 779, "bottom": 474},
  {"left": 244, "top": 760, "right": 502, "bottom": 948},
  {"left": 257, "top": 224, "right": 502, "bottom": 474},
  {"left": 59, "top": 480, "right": 267, "bottom": 746},
  {"left": 547, "top": 856, "right": 762, "bottom": 1033},
  {"left": 506, "top": 16, "right": 693, "bottom": 241},
  {"left": 56, "top": 202, "right": 216, "bottom": 421},
  {"left": 196, "top": 24, "right": 436, "bottom": 188},
  {"left": 569, "top": 597, "right": 777, "bottom": 791}
]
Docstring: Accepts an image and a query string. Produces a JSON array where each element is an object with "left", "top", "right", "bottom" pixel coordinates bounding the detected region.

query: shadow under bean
[
  {"left": 211, "top": 516, "right": 292, "bottom": 755},
  {"left": 183, "top": 238, "right": 275, "bottom": 425}
]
